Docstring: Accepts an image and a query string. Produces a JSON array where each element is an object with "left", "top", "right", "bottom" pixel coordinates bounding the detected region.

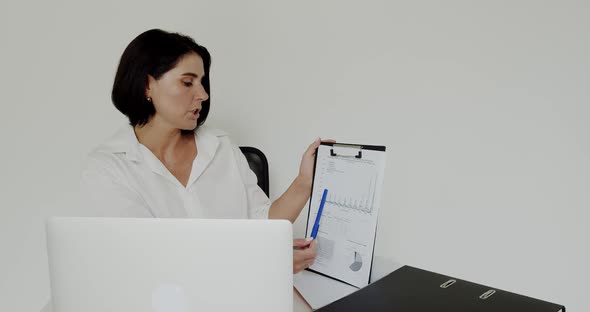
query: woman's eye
[{"left": 182, "top": 81, "right": 193, "bottom": 87}]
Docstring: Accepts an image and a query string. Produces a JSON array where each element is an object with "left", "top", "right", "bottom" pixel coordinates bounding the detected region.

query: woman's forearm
[{"left": 268, "top": 175, "right": 312, "bottom": 223}]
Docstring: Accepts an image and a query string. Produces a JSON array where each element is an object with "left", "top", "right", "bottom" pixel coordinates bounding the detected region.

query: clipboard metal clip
[{"left": 330, "top": 144, "right": 362, "bottom": 159}]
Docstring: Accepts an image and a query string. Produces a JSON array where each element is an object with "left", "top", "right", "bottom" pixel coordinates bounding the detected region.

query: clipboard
[{"left": 303, "top": 142, "right": 387, "bottom": 289}]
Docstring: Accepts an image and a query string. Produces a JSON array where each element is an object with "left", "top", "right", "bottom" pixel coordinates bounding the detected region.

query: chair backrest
[{"left": 239, "top": 146, "right": 269, "bottom": 197}]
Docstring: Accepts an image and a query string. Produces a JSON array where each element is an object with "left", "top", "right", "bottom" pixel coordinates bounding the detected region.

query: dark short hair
[{"left": 112, "top": 29, "right": 211, "bottom": 128}]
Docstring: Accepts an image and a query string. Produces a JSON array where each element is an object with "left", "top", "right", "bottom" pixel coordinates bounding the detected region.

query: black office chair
[{"left": 239, "top": 146, "right": 269, "bottom": 197}]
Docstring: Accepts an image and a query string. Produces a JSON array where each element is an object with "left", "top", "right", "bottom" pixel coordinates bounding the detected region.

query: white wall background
[{"left": 1, "top": 0, "right": 588, "bottom": 311}]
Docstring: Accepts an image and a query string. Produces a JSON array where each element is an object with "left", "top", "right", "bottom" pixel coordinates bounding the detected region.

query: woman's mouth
[{"left": 190, "top": 108, "right": 200, "bottom": 120}]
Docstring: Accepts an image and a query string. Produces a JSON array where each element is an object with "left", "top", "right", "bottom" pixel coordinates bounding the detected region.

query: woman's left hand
[{"left": 298, "top": 138, "right": 335, "bottom": 187}]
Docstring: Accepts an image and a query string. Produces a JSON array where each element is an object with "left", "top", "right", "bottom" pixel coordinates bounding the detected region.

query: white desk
[
  {"left": 42, "top": 257, "right": 400, "bottom": 312},
  {"left": 42, "top": 291, "right": 312, "bottom": 312},
  {"left": 294, "top": 288, "right": 313, "bottom": 311}
]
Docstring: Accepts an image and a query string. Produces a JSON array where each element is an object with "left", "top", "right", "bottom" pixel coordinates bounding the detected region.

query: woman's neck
[{"left": 133, "top": 120, "right": 189, "bottom": 160}]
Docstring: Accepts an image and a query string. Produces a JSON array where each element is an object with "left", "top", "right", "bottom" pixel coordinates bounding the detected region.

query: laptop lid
[{"left": 46, "top": 217, "right": 293, "bottom": 312}]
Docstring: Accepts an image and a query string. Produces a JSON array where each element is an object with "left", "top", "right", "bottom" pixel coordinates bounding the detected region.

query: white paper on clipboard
[{"left": 304, "top": 143, "right": 386, "bottom": 288}]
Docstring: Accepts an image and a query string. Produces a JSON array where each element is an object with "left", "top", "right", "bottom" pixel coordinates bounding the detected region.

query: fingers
[
  {"left": 313, "top": 138, "right": 336, "bottom": 145},
  {"left": 307, "top": 240, "right": 317, "bottom": 260},
  {"left": 302, "top": 242, "right": 317, "bottom": 259},
  {"left": 294, "top": 244, "right": 316, "bottom": 260},
  {"left": 294, "top": 262, "right": 308, "bottom": 273},
  {"left": 293, "top": 240, "right": 318, "bottom": 273},
  {"left": 294, "top": 258, "right": 315, "bottom": 273},
  {"left": 293, "top": 238, "right": 312, "bottom": 249},
  {"left": 309, "top": 239, "right": 317, "bottom": 250},
  {"left": 293, "top": 256, "right": 316, "bottom": 273},
  {"left": 308, "top": 138, "right": 336, "bottom": 152},
  {"left": 305, "top": 138, "right": 321, "bottom": 156},
  {"left": 304, "top": 138, "right": 336, "bottom": 158},
  {"left": 293, "top": 238, "right": 316, "bottom": 252}
]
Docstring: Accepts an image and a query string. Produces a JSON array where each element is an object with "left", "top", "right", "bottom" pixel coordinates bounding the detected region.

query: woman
[{"left": 81, "top": 29, "right": 318, "bottom": 273}]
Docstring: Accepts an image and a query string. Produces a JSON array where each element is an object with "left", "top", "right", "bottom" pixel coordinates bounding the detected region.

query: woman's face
[{"left": 146, "top": 53, "right": 209, "bottom": 131}]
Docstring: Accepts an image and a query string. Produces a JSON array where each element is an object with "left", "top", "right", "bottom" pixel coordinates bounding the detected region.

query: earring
[{"left": 147, "top": 97, "right": 152, "bottom": 102}]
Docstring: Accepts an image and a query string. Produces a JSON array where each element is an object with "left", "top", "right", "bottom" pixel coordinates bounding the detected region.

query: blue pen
[{"left": 310, "top": 188, "right": 328, "bottom": 239}]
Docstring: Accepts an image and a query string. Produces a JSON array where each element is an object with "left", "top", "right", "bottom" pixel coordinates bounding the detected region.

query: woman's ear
[{"left": 145, "top": 75, "right": 156, "bottom": 98}]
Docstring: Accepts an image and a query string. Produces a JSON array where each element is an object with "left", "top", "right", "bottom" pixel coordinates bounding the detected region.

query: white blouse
[{"left": 80, "top": 124, "right": 271, "bottom": 219}]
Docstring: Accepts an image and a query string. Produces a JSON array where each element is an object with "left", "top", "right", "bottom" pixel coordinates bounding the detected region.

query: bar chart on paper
[
  {"left": 312, "top": 152, "right": 380, "bottom": 214},
  {"left": 323, "top": 173, "right": 377, "bottom": 214}
]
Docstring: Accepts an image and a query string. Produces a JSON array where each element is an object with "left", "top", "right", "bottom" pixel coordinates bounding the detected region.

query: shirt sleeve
[
  {"left": 232, "top": 145, "right": 271, "bottom": 219},
  {"left": 80, "top": 157, "right": 153, "bottom": 218}
]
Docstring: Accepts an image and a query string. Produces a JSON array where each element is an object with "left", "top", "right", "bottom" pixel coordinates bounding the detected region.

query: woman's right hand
[{"left": 293, "top": 239, "right": 317, "bottom": 273}]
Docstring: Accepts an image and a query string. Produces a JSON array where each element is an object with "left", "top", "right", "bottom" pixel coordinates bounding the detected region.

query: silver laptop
[{"left": 46, "top": 217, "right": 293, "bottom": 312}]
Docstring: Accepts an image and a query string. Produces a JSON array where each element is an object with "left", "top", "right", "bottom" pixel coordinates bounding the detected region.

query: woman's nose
[{"left": 195, "top": 85, "right": 209, "bottom": 102}]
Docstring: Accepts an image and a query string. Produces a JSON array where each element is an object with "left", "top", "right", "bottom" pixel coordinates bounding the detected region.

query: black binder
[{"left": 316, "top": 265, "right": 565, "bottom": 312}]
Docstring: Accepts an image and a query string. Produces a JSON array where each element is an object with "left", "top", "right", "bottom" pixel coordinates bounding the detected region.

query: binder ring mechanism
[
  {"left": 330, "top": 144, "right": 362, "bottom": 159},
  {"left": 440, "top": 279, "right": 456, "bottom": 289},
  {"left": 479, "top": 289, "right": 496, "bottom": 300}
]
